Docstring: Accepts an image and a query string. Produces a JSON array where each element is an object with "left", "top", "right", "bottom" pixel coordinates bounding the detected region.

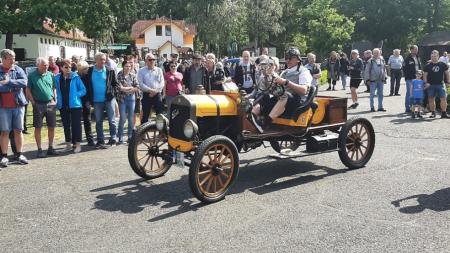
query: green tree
[
  {"left": 298, "top": 0, "right": 354, "bottom": 58},
  {"left": 0, "top": 0, "right": 75, "bottom": 49}
]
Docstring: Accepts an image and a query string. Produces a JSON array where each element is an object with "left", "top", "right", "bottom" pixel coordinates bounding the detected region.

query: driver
[{"left": 251, "top": 48, "right": 312, "bottom": 133}]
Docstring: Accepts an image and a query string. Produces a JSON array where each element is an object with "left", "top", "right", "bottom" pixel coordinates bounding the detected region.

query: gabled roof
[
  {"left": 42, "top": 20, "right": 93, "bottom": 43},
  {"left": 131, "top": 16, "right": 197, "bottom": 39}
]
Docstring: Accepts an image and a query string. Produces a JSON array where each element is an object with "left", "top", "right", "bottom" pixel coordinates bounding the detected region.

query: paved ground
[{"left": 1, "top": 81, "right": 450, "bottom": 253}]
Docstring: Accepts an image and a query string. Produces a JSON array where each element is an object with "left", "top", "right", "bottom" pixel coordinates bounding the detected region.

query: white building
[
  {"left": 0, "top": 22, "right": 97, "bottom": 60},
  {"left": 131, "top": 17, "right": 196, "bottom": 59}
]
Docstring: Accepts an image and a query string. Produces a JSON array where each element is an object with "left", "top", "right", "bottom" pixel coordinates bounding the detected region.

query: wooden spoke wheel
[
  {"left": 128, "top": 122, "right": 172, "bottom": 179},
  {"left": 338, "top": 117, "right": 375, "bottom": 169},
  {"left": 270, "top": 140, "right": 301, "bottom": 153},
  {"left": 189, "top": 135, "right": 239, "bottom": 203}
]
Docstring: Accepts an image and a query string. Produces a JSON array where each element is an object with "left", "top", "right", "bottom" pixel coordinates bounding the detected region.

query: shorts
[
  {"left": 350, "top": 78, "right": 362, "bottom": 88},
  {"left": 261, "top": 92, "right": 301, "bottom": 117},
  {"left": 0, "top": 107, "right": 25, "bottom": 132},
  {"left": 33, "top": 101, "right": 57, "bottom": 128},
  {"left": 428, "top": 84, "right": 447, "bottom": 98},
  {"left": 134, "top": 98, "right": 141, "bottom": 114},
  {"left": 412, "top": 98, "right": 423, "bottom": 105}
]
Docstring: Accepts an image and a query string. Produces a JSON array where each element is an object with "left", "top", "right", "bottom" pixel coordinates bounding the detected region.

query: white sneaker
[
  {"left": 16, "top": 154, "right": 28, "bottom": 165},
  {"left": 73, "top": 145, "right": 81, "bottom": 153},
  {"left": 0, "top": 157, "right": 9, "bottom": 168},
  {"left": 63, "top": 143, "right": 73, "bottom": 152}
]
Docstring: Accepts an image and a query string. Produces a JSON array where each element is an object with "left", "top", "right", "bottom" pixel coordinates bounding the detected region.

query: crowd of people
[{"left": 0, "top": 43, "right": 449, "bottom": 169}]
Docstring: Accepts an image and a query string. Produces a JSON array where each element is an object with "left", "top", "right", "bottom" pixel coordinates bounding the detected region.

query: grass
[{"left": 22, "top": 105, "right": 138, "bottom": 145}]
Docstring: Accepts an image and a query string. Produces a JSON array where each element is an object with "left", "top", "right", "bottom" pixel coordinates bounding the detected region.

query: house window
[
  {"left": 45, "top": 38, "right": 48, "bottom": 44},
  {"left": 165, "top": 25, "right": 171, "bottom": 36},
  {"left": 156, "top": 25, "right": 162, "bottom": 36},
  {"left": 40, "top": 38, "right": 43, "bottom": 44}
]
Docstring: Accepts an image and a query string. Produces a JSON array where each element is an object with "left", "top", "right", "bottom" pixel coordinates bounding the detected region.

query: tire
[
  {"left": 128, "top": 122, "right": 172, "bottom": 179},
  {"left": 189, "top": 135, "right": 239, "bottom": 203},
  {"left": 269, "top": 140, "right": 300, "bottom": 153},
  {"left": 338, "top": 117, "right": 375, "bottom": 169}
]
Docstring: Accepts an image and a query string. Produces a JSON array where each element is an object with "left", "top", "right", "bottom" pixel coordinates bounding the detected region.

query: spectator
[
  {"left": 203, "top": 53, "right": 225, "bottom": 93},
  {"left": 411, "top": 70, "right": 425, "bottom": 118},
  {"left": 126, "top": 55, "right": 142, "bottom": 128},
  {"left": 163, "top": 53, "right": 179, "bottom": 73},
  {"left": 55, "top": 59, "right": 86, "bottom": 153},
  {"left": 48, "top": 56, "right": 60, "bottom": 75},
  {"left": 439, "top": 51, "right": 449, "bottom": 64},
  {"left": 364, "top": 48, "right": 387, "bottom": 112},
  {"left": 77, "top": 60, "right": 95, "bottom": 146},
  {"left": 106, "top": 54, "right": 118, "bottom": 75},
  {"left": 84, "top": 52, "right": 119, "bottom": 149},
  {"left": 164, "top": 61, "right": 184, "bottom": 110},
  {"left": 348, "top": 49, "right": 364, "bottom": 109},
  {"left": 26, "top": 57, "right": 58, "bottom": 158},
  {"left": 324, "top": 51, "right": 340, "bottom": 91},
  {"left": 184, "top": 53, "right": 206, "bottom": 94},
  {"left": 403, "top": 45, "right": 422, "bottom": 113},
  {"left": 388, "top": 49, "right": 404, "bottom": 96},
  {"left": 304, "top": 53, "right": 322, "bottom": 87},
  {"left": 138, "top": 53, "right": 164, "bottom": 124},
  {"left": 71, "top": 55, "right": 80, "bottom": 72},
  {"left": 423, "top": 50, "right": 449, "bottom": 118},
  {"left": 255, "top": 47, "right": 269, "bottom": 65},
  {"left": 234, "top": 50, "right": 256, "bottom": 94},
  {"left": 117, "top": 61, "right": 139, "bottom": 144},
  {"left": 339, "top": 52, "right": 350, "bottom": 90},
  {"left": 362, "top": 50, "right": 373, "bottom": 93},
  {"left": 0, "top": 49, "right": 28, "bottom": 168}
]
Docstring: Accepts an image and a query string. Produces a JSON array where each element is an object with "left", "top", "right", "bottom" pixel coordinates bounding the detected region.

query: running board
[{"left": 269, "top": 148, "right": 340, "bottom": 159}]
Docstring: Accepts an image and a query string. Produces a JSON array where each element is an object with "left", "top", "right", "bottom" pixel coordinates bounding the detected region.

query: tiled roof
[
  {"left": 42, "top": 20, "right": 93, "bottom": 43},
  {"left": 131, "top": 16, "right": 197, "bottom": 39}
]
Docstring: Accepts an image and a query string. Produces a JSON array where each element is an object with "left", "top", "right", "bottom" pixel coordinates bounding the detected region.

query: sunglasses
[{"left": 146, "top": 59, "right": 156, "bottom": 61}]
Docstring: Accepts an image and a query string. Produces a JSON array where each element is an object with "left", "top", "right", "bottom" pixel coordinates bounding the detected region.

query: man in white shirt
[
  {"left": 439, "top": 51, "right": 449, "bottom": 64},
  {"left": 138, "top": 53, "right": 164, "bottom": 123},
  {"left": 251, "top": 48, "right": 312, "bottom": 132}
]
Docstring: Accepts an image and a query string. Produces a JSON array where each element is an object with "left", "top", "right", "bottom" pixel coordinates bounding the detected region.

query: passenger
[
  {"left": 203, "top": 53, "right": 225, "bottom": 93},
  {"left": 251, "top": 48, "right": 312, "bottom": 133}
]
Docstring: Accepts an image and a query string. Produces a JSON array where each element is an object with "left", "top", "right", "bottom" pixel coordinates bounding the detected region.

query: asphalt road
[{"left": 1, "top": 81, "right": 450, "bottom": 253}]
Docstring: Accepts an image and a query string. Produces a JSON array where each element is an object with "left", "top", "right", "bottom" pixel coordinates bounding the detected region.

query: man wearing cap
[
  {"left": 138, "top": 53, "right": 164, "bottom": 123},
  {"left": 184, "top": 53, "right": 206, "bottom": 94},
  {"left": 251, "top": 48, "right": 312, "bottom": 132}
]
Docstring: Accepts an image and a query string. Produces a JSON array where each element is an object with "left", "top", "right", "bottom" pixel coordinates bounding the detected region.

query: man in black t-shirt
[{"left": 423, "top": 50, "right": 450, "bottom": 118}]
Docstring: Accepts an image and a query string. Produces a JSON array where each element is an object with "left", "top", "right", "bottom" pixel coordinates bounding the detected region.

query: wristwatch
[{"left": 284, "top": 80, "right": 289, "bottom": 86}]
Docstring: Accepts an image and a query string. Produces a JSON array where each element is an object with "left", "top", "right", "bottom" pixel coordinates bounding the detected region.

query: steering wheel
[{"left": 296, "top": 85, "right": 318, "bottom": 112}]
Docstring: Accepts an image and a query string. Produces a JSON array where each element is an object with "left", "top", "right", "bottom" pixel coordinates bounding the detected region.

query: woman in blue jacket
[{"left": 55, "top": 59, "right": 87, "bottom": 153}]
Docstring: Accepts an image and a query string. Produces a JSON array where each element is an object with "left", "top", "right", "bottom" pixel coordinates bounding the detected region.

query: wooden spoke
[
  {"left": 200, "top": 174, "right": 212, "bottom": 186},
  {"left": 140, "top": 140, "right": 151, "bottom": 148},
  {"left": 217, "top": 174, "right": 224, "bottom": 188},
  {"left": 221, "top": 154, "right": 231, "bottom": 164},
  {"left": 355, "top": 148, "right": 360, "bottom": 161},
  {"left": 142, "top": 155, "right": 151, "bottom": 170},
  {"left": 155, "top": 156, "right": 161, "bottom": 169},
  {"left": 198, "top": 169, "right": 211, "bottom": 175},
  {"left": 220, "top": 170, "right": 229, "bottom": 178},
  {"left": 138, "top": 153, "right": 149, "bottom": 161},
  {"left": 205, "top": 176, "right": 214, "bottom": 192},
  {"left": 149, "top": 156, "right": 154, "bottom": 171},
  {"left": 350, "top": 150, "right": 356, "bottom": 160}
]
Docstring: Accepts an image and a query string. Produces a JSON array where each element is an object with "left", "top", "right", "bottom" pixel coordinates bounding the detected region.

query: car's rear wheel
[
  {"left": 338, "top": 117, "right": 375, "bottom": 169},
  {"left": 189, "top": 135, "right": 239, "bottom": 203},
  {"left": 128, "top": 122, "right": 172, "bottom": 179}
]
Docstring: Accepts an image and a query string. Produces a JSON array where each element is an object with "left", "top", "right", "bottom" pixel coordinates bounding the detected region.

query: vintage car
[{"left": 128, "top": 82, "right": 375, "bottom": 204}]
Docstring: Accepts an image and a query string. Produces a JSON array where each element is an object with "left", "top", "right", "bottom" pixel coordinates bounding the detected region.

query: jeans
[
  {"left": 60, "top": 108, "right": 82, "bottom": 144},
  {"left": 370, "top": 81, "right": 384, "bottom": 110},
  {"left": 93, "top": 99, "right": 117, "bottom": 143},
  {"left": 118, "top": 95, "right": 136, "bottom": 141},
  {"left": 390, "top": 69, "right": 402, "bottom": 95},
  {"left": 405, "top": 80, "right": 413, "bottom": 112},
  {"left": 141, "top": 92, "right": 163, "bottom": 124},
  {"left": 340, "top": 73, "right": 348, "bottom": 89},
  {"left": 82, "top": 101, "right": 94, "bottom": 143}
]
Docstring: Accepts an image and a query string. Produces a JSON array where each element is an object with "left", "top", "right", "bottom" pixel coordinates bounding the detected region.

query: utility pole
[{"left": 170, "top": 9, "right": 173, "bottom": 55}]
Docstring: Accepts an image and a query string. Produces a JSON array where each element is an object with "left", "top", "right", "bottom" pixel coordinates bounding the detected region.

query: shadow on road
[
  {"left": 91, "top": 158, "right": 348, "bottom": 222},
  {"left": 391, "top": 187, "right": 450, "bottom": 214}
]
